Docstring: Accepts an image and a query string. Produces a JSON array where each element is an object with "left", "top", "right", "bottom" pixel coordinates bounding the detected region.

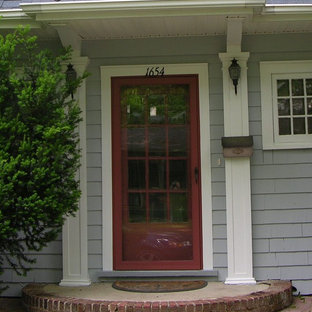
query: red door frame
[{"left": 111, "top": 75, "right": 202, "bottom": 270}]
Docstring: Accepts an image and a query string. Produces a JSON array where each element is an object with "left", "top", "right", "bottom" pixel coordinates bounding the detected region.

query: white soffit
[{"left": 1, "top": 0, "right": 312, "bottom": 39}]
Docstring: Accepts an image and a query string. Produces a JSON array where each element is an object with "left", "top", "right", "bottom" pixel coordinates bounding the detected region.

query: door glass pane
[
  {"left": 170, "top": 193, "right": 188, "bottom": 222},
  {"left": 148, "top": 94, "right": 165, "bottom": 124},
  {"left": 168, "top": 92, "right": 188, "bottom": 124},
  {"left": 149, "top": 160, "right": 166, "bottom": 190},
  {"left": 292, "top": 79, "right": 304, "bottom": 96},
  {"left": 128, "top": 193, "right": 146, "bottom": 223},
  {"left": 150, "top": 193, "right": 167, "bottom": 222},
  {"left": 149, "top": 127, "right": 166, "bottom": 156},
  {"left": 170, "top": 160, "right": 187, "bottom": 190},
  {"left": 127, "top": 128, "right": 145, "bottom": 157},
  {"left": 279, "top": 118, "right": 291, "bottom": 135},
  {"left": 293, "top": 117, "right": 305, "bottom": 134},
  {"left": 168, "top": 127, "right": 187, "bottom": 156},
  {"left": 121, "top": 88, "right": 145, "bottom": 125},
  {"left": 128, "top": 160, "right": 145, "bottom": 189}
]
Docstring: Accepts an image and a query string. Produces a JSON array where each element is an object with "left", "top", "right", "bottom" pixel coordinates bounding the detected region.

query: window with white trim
[{"left": 260, "top": 61, "right": 312, "bottom": 149}]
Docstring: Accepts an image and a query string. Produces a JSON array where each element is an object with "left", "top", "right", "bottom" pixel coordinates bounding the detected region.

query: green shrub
[{"left": 0, "top": 27, "right": 87, "bottom": 287}]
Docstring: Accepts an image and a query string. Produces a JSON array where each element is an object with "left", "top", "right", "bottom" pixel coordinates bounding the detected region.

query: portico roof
[{"left": 1, "top": 0, "right": 312, "bottom": 40}]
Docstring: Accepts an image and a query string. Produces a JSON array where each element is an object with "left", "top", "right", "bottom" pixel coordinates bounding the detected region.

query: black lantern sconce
[
  {"left": 228, "top": 58, "right": 241, "bottom": 95},
  {"left": 66, "top": 63, "right": 77, "bottom": 99}
]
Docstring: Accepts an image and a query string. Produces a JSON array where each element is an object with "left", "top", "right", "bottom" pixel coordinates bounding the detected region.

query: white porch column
[
  {"left": 218, "top": 18, "right": 255, "bottom": 285},
  {"left": 60, "top": 56, "right": 91, "bottom": 286}
]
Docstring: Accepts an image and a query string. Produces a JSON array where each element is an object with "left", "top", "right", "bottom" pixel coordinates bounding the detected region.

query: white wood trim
[
  {"left": 260, "top": 60, "right": 312, "bottom": 150},
  {"left": 60, "top": 56, "right": 91, "bottom": 287},
  {"left": 101, "top": 63, "right": 213, "bottom": 271}
]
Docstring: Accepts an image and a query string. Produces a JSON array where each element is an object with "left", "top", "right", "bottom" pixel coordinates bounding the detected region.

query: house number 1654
[{"left": 145, "top": 66, "right": 165, "bottom": 77}]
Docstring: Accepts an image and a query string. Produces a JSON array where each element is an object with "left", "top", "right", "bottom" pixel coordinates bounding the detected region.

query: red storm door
[{"left": 112, "top": 75, "right": 202, "bottom": 270}]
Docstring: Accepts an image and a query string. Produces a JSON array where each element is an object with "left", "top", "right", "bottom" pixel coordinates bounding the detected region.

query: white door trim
[{"left": 100, "top": 63, "right": 213, "bottom": 271}]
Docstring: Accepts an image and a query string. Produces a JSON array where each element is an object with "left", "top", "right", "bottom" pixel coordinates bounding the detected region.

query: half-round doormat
[{"left": 112, "top": 280, "right": 208, "bottom": 293}]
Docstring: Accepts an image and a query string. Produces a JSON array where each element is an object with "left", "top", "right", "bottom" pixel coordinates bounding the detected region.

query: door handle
[{"left": 194, "top": 167, "right": 199, "bottom": 184}]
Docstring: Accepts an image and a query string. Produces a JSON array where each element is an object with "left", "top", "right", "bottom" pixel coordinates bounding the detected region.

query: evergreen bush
[{"left": 0, "top": 28, "right": 87, "bottom": 288}]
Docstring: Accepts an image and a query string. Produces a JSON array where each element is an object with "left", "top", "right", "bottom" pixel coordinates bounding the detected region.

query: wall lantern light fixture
[
  {"left": 66, "top": 63, "right": 77, "bottom": 99},
  {"left": 228, "top": 58, "right": 241, "bottom": 95}
]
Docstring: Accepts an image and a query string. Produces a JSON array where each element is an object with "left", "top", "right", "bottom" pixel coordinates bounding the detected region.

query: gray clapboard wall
[{"left": 245, "top": 33, "right": 312, "bottom": 295}]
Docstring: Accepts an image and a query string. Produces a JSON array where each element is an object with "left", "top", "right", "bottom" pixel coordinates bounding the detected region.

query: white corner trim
[{"left": 100, "top": 63, "right": 213, "bottom": 271}]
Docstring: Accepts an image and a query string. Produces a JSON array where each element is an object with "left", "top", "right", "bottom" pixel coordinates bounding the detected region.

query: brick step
[{"left": 22, "top": 280, "right": 293, "bottom": 312}]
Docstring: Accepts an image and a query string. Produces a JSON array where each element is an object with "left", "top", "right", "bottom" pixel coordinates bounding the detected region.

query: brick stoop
[{"left": 22, "top": 280, "right": 293, "bottom": 312}]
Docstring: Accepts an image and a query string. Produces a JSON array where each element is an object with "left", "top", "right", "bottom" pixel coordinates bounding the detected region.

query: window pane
[
  {"left": 277, "top": 80, "right": 289, "bottom": 96},
  {"left": 168, "top": 93, "right": 188, "bottom": 124},
  {"left": 170, "top": 193, "right": 188, "bottom": 222},
  {"left": 128, "top": 160, "right": 145, "bottom": 189},
  {"left": 127, "top": 128, "right": 145, "bottom": 157},
  {"left": 292, "top": 98, "right": 305, "bottom": 115},
  {"left": 278, "top": 99, "right": 290, "bottom": 116},
  {"left": 292, "top": 79, "right": 304, "bottom": 96},
  {"left": 149, "top": 127, "right": 166, "bottom": 156},
  {"left": 170, "top": 160, "right": 187, "bottom": 190},
  {"left": 293, "top": 117, "right": 306, "bottom": 134},
  {"left": 149, "top": 160, "right": 166, "bottom": 190},
  {"left": 308, "top": 98, "right": 312, "bottom": 115},
  {"left": 128, "top": 193, "right": 146, "bottom": 223},
  {"left": 279, "top": 118, "right": 291, "bottom": 135},
  {"left": 150, "top": 193, "right": 167, "bottom": 222},
  {"left": 308, "top": 117, "right": 312, "bottom": 134},
  {"left": 148, "top": 94, "right": 165, "bottom": 124},
  {"left": 168, "top": 127, "right": 188, "bottom": 156},
  {"left": 306, "top": 79, "right": 312, "bottom": 96}
]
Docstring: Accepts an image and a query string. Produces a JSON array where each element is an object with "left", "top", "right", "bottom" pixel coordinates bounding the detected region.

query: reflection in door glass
[
  {"left": 128, "top": 160, "right": 145, "bottom": 189},
  {"left": 170, "top": 193, "right": 188, "bottom": 222},
  {"left": 127, "top": 128, "right": 145, "bottom": 157},
  {"left": 128, "top": 193, "right": 146, "bottom": 223},
  {"left": 150, "top": 193, "right": 167, "bottom": 222},
  {"left": 168, "top": 93, "right": 188, "bottom": 124},
  {"left": 170, "top": 160, "right": 187, "bottom": 190},
  {"left": 168, "top": 127, "right": 187, "bottom": 156},
  {"left": 149, "top": 127, "right": 166, "bottom": 156},
  {"left": 148, "top": 94, "right": 165, "bottom": 124},
  {"left": 149, "top": 160, "right": 166, "bottom": 189}
]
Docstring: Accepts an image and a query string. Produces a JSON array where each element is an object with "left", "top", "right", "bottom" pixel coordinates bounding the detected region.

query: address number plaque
[{"left": 145, "top": 66, "right": 165, "bottom": 77}]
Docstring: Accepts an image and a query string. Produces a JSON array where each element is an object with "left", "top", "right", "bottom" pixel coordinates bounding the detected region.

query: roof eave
[{"left": 19, "top": 0, "right": 265, "bottom": 21}]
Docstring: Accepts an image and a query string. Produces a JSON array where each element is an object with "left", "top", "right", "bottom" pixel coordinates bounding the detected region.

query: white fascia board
[
  {"left": 262, "top": 4, "right": 312, "bottom": 20},
  {"left": 0, "top": 9, "right": 41, "bottom": 28},
  {"left": 20, "top": 0, "right": 264, "bottom": 21}
]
